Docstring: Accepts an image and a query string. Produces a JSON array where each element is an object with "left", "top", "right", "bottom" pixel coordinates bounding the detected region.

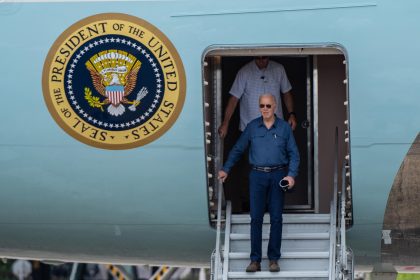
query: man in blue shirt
[{"left": 218, "top": 94, "right": 299, "bottom": 273}]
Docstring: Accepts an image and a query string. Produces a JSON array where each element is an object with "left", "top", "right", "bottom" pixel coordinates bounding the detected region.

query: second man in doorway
[{"left": 218, "top": 56, "right": 296, "bottom": 138}]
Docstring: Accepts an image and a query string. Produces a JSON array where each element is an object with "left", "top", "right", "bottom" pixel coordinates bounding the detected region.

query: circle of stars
[{"left": 66, "top": 37, "right": 163, "bottom": 130}]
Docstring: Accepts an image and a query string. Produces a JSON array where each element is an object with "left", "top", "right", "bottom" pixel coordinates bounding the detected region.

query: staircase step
[
  {"left": 231, "top": 214, "right": 330, "bottom": 225},
  {"left": 228, "top": 271, "right": 329, "bottom": 279},
  {"left": 230, "top": 239, "right": 330, "bottom": 253},
  {"left": 231, "top": 223, "right": 330, "bottom": 234},
  {"left": 229, "top": 252, "right": 329, "bottom": 259},
  {"left": 225, "top": 213, "right": 332, "bottom": 279},
  {"left": 230, "top": 232, "right": 329, "bottom": 241},
  {"left": 229, "top": 252, "right": 329, "bottom": 272},
  {"left": 229, "top": 256, "right": 329, "bottom": 272}
]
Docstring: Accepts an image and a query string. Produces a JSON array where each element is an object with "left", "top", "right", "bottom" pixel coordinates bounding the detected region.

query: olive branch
[{"left": 84, "top": 87, "right": 105, "bottom": 112}]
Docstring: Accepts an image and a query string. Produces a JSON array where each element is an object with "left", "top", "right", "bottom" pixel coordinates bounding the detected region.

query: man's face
[
  {"left": 255, "top": 56, "right": 269, "bottom": 69},
  {"left": 259, "top": 95, "right": 276, "bottom": 120}
]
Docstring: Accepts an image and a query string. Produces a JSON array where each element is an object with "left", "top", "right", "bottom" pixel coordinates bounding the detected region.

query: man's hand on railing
[{"left": 218, "top": 170, "right": 228, "bottom": 183}]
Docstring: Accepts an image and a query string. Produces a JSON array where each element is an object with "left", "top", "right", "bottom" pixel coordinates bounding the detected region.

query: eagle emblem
[{"left": 84, "top": 50, "right": 148, "bottom": 116}]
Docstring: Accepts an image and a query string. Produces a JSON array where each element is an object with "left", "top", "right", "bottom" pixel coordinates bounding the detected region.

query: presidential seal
[{"left": 42, "top": 13, "right": 186, "bottom": 149}]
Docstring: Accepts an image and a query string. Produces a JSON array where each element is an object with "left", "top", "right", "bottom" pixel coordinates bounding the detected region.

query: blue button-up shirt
[{"left": 222, "top": 116, "right": 300, "bottom": 177}]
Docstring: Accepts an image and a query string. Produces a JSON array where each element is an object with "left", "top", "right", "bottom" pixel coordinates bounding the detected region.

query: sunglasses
[
  {"left": 256, "top": 56, "right": 268, "bottom": 60},
  {"left": 259, "top": 104, "right": 272, "bottom": 109}
]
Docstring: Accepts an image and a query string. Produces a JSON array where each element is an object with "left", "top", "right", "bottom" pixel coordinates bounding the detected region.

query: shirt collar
[
  {"left": 257, "top": 115, "right": 279, "bottom": 128},
  {"left": 253, "top": 60, "right": 270, "bottom": 73},
  {"left": 273, "top": 116, "right": 279, "bottom": 128}
]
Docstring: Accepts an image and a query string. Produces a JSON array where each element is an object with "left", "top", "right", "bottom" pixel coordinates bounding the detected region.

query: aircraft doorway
[
  {"left": 203, "top": 47, "right": 350, "bottom": 221},
  {"left": 220, "top": 56, "right": 311, "bottom": 213}
]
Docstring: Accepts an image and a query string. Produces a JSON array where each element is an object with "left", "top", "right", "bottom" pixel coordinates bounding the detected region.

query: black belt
[{"left": 252, "top": 165, "right": 286, "bottom": 172}]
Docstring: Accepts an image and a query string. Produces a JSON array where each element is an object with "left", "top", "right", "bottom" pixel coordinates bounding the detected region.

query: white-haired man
[{"left": 218, "top": 94, "right": 299, "bottom": 272}]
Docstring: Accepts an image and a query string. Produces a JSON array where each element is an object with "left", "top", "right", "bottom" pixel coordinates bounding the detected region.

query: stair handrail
[
  {"left": 334, "top": 166, "right": 345, "bottom": 280},
  {"left": 329, "top": 127, "right": 353, "bottom": 280},
  {"left": 337, "top": 163, "right": 355, "bottom": 278},
  {"left": 328, "top": 127, "right": 339, "bottom": 280},
  {"left": 222, "top": 201, "right": 232, "bottom": 280},
  {"left": 329, "top": 200, "right": 337, "bottom": 280},
  {"left": 212, "top": 180, "right": 226, "bottom": 280},
  {"left": 339, "top": 165, "right": 348, "bottom": 275}
]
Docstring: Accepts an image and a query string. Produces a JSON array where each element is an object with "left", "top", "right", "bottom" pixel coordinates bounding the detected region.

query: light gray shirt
[{"left": 229, "top": 60, "right": 292, "bottom": 131}]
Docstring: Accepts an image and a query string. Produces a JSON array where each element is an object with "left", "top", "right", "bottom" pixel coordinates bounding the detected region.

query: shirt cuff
[{"left": 222, "top": 167, "right": 230, "bottom": 174}]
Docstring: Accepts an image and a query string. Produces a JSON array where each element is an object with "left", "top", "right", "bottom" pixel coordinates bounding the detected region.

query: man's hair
[{"left": 259, "top": 94, "right": 276, "bottom": 105}]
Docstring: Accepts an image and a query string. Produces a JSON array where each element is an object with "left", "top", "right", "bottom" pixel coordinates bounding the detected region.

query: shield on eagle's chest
[{"left": 106, "top": 85, "right": 125, "bottom": 106}]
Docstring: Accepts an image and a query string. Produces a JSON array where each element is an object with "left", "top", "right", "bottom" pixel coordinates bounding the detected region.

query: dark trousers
[{"left": 249, "top": 169, "right": 286, "bottom": 262}]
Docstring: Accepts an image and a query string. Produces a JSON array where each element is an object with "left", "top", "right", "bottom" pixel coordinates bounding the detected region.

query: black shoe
[
  {"left": 269, "top": 260, "right": 280, "bottom": 272},
  {"left": 245, "top": 261, "right": 261, "bottom": 272}
]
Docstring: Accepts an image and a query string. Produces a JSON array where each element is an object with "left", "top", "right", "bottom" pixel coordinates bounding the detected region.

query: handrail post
[
  {"left": 222, "top": 201, "right": 232, "bottom": 280},
  {"left": 329, "top": 201, "right": 337, "bottom": 280},
  {"left": 214, "top": 182, "right": 224, "bottom": 280},
  {"left": 329, "top": 127, "right": 339, "bottom": 280},
  {"left": 341, "top": 165, "right": 348, "bottom": 273},
  {"left": 329, "top": 126, "right": 353, "bottom": 279}
]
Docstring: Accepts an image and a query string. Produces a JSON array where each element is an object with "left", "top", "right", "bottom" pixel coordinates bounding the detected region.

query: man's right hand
[
  {"left": 218, "top": 96, "right": 238, "bottom": 138},
  {"left": 218, "top": 123, "right": 229, "bottom": 138},
  {"left": 287, "top": 114, "right": 297, "bottom": 130},
  {"left": 218, "top": 170, "right": 228, "bottom": 183}
]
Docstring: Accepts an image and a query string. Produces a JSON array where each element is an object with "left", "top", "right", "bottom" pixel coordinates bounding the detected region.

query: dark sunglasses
[
  {"left": 256, "top": 56, "right": 268, "bottom": 60},
  {"left": 259, "top": 104, "right": 272, "bottom": 109}
]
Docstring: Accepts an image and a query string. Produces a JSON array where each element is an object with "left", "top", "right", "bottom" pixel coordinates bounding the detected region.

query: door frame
[{"left": 202, "top": 44, "right": 347, "bottom": 216}]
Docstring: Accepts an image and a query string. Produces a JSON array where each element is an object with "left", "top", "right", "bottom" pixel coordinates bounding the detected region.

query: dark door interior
[{"left": 221, "top": 56, "right": 312, "bottom": 213}]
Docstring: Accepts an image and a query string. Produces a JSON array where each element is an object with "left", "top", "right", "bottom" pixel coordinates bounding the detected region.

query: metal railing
[
  {"left": 329, "top": 127, "right": 354, "bottom": 280},
  {"left": 329, "top": 197, "right": 337, "bottom": 280},
  {"left": 222, "top": 201, "right": 232, "bottom": 280},
  {"left": 211, "top": 182, "right": 226, "bottom": 280}
]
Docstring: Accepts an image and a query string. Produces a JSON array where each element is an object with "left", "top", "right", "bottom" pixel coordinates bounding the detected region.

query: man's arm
[
  {"left": 218, "top": 124, "right": 251, "bottom": 183},
  {"left": 283, "top": 135, "right": 299, "bottom": 188},
  {"left": 283, "top": 91, "right": 297, "bottom": 130},
  {"left": 218, "top": 95, "right": 239, "bottom": 138},
  {"left": 286, "top": 125, "right": 300, "bottom": 180}
]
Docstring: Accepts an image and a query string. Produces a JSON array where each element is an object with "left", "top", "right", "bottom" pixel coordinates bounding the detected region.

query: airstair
[
  {"left": 212, "top": 201, "right": 353, "bottom": 280},
  {"left": 211, "top": 130, "right": 354, "bottom": 280},
  {"left": 227, "top": 212, "right": 331, "bottom": 279}
]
